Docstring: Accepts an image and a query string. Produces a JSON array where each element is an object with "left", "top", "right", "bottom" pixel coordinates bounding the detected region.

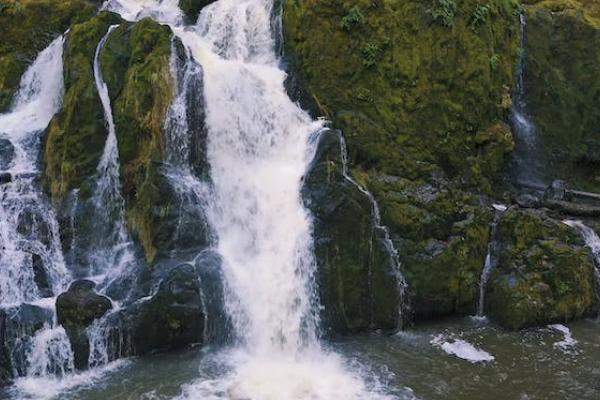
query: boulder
[
  {"left": 56, "top": 280, "right": 112, "bottom": 369},
  {"left": 0, "top": 173, "right": 11, "bottom": 185},
  {"left": 487, "top": 208, "right": 596, "bottom": 330},
  {"left": 178, "top": 0, "right": 217, "bottom": 24}
]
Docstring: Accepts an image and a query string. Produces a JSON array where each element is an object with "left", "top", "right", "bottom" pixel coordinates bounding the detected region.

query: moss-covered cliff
[
  {"left": 285, "top": 0, "right": 521, "bottom": 322},
  {"left": 522, "top": 0, "right": 600, "bottom": 191},
  {"left": 0, "top": 0, "right": 101, "bottom": 112}
]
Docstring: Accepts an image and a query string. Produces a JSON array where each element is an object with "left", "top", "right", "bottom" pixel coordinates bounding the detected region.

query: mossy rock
[
  {"left": 284, "top": 0, "right": 520, "bottom": 191},
  {"left": 487, "top": 207, "right": 596, "bottom": 330},
  {"left": 523, "top": 0, "right": 600, "bottom": 191},
  {"left": 0, "top": 0, "right": 101, "bottom": 112},
  {"left": 368, "top": 175, "right": 493, "bottom": 319},
  {"left": 302, "top": 129, "right": 401, "bottom": 333},
  {"left": 43, "top": 11, "right": 124, "bottom": 202},
  {"left": 101, "top": 18, "right": 175, "bottom": 262}
]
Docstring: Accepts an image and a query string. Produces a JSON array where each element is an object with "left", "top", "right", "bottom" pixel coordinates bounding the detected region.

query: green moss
[
  {"left": 488, "top": 208, "right": 596, "bottom": 329},
  {"left": 102, "top": 18, "right": 174, "bottom": 262},
  {"left": 284, "top": 0, "right": 520, "bottom": 193},
  {"left": 0, "top": 0, "right": 101, "bottom": 112},
  {"left": 43, "top": 12, "right": 124, "bottom": 201},
  {"left": 523, "top": 0, "right": 600, "bottom": 191}
]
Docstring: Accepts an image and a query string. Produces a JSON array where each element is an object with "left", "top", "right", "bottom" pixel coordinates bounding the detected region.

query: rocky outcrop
[
  {"left": 487, "top": 207, "right": 596, "bottom": 329},
  {"left": 0, "top": 0, "right": 101, "bottom": 112},
  {"left": 524, "top": 0, "right": 600, "bottom": 192},
  {"left": 178, "top": 0, "right": 216, "bottom": 24},
  {"left": 302, "top": 129, "right": 401, "bottom": 333},
  {"left": 56, "top": 280, "right": 112, "bottom": 369}
]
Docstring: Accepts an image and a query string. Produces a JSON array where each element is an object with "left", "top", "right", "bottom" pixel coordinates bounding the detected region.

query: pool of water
[{"left": 3, "top": 317, "right": 599, "bottom": 399}]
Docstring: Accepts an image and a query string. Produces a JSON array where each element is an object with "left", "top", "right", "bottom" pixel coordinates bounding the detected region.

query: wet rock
[
  {"left": 0, "top": 139, "right": 14, "bottom": 170},
  {"left": 0, "top": 304, "right": 54, "bottom": 381},
  {"left": 544, "top": 180, "right": 569, "bottom": 202},
  {"left": 119, "top": 264, "right": 205, "bottom": 354},
  {"left": 302, "top": 129, "right": 401, "bottom": 334},
  {"left": 31, "top": 254, "right": 53, "bottom": 298},
  {"left": 178, "top": 0, "right": 216, "bottom": 24},
  {"left": 516, "top": 194, "right": 540, "bottom": 208},
  {"left": 0, "top": 173, "right": 11, "bottom": 185},
  {"left": 56, "top": 280, "right": 112, "bottom": 369},
  {"left": 17, "top": 207, "right": 53, "bottom": 247},
  {"left": 487, "top": 208, "right": 596, "bottom": 330}
]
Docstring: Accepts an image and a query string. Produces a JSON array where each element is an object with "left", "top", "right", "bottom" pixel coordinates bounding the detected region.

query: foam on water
[
  {"left": 0, "top": 35, "right": 70, "bottom": 307},
  {"left": 548, "top": 324, "right": 578, "bottom": 350},
  {"left": 431, "top": 334, "right": 495, "bottom": 363}
]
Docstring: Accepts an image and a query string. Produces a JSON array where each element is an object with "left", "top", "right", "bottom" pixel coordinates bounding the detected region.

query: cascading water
[
  {"left": 0, "top": 36, "right": 70, "bottom": 306},
  {"left": 339, "top": 134, "right": 409, "bottom": 324},
  {"left": 476, "top": 204, "right": 507, "bottom": 317},
  {"left": 563, "top": 220, "right": 600, "bottom": 300},
  {"left": 102, "top": 0, "right": 405, "bottom": 397},
  {"left": 86, "top": 24, "right": 137, "bottom": 291},
  {"left": 509, "top": 13, "right": 546, "bottom": 187}
]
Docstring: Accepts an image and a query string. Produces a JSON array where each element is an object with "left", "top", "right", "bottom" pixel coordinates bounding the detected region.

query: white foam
[
  {"left": 431, "top": 334, "right": 495, "bottom": 363},
  {"left": 492, "top": 204, "right": 507, "bottom": 212},
  {"left": 548, "top": 324, "right": 577, "bottom": 350}
]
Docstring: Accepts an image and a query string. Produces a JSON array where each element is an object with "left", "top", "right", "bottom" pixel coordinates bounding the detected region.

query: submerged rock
[
  {"left": 487, "top": 208, "right": 596, "bottom": 330},
  {"left": 56, "top": 280, "right": 112, "bottom": 369}
]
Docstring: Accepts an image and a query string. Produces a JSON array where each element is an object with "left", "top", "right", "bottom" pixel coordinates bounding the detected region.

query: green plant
[
  {"left": 341, "top": 6, "right": 364, "bottom": 31},
  {"left": 431, "top": 0, "right": 457, "bottom": 28},
  {"left": 470, "top": 4, "right": 490, "bottom": 30},
  {"left": 490, "top": 54, "right": 500, "bottom": 70},
  {"left": 362, "top": 42, "right": 382, "bottom": 67}
]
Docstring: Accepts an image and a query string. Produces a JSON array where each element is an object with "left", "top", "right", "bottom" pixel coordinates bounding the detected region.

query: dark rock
[
  {"left": 544, "top": 180, "right": 569, "bottom": 202},
  {"left": 0, "top": 139, "right": 14, "bottom": 170},
  {"left": 178, "top": 0, "right": 216, "bottom": 24},
  {"left": 0, "top": 304, "right": 54, "bottom": 381},
  {"left": 17, "top": 207, "right": 52, "bottom": 247},
  {"left": 31, "top": 254, "right": 52, "bottom": 298},
  {"left": 516, "top": 194, "right": 540, "bottom": 208},
  {"left": 56, "top": 280, "right": 112, "bottom": 369},
  {"left": 302, "top": 129, "right": 401, "bottom": 334},
  {"left": 0, "top": 173, "right": 11, "bottom": 185},
  {"left": 111, "top": 264, "right": 204, "bottom": 356}
]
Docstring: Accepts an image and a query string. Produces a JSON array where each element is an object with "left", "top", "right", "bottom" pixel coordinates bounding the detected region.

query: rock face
[
  {"left": 285, "top": 0, "right": 519, "bottom": 326},
  {"left": 56, "top": 280, "right": 112, "bottom": 369},
  {"left": 488, "top": 208, "right": 596, "bottom": 330},
  {"left": 302, "top": 129, "right": 401, "bottom": 333},
  {"left": 106, "top": 264, "right": 205, "bottom": 356},
  {"left": 524, "top": 0, "right": 600, "bottom": 191},
  {"left": 0, "top": 304, "right": 54, "bottom": 384},
  {"left": 178, "top": 0, "right": 216, "bottom": 24},
  {"left": 0, "top": 0, "right": 101, "bottom": 112}
]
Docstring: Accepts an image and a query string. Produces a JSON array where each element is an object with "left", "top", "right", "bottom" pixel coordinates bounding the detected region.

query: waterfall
[
  {"left": 509, "top": 13, "right": 546, "bottom": 187},
  {"left": 98, "top": 0, "right": 401, "bottom": 397},
  {"left": 562, "top": 220, "right": 600, "bottom": 301},
  {"left": 339, "top": 134, "right": 409, "bottom": 325},
  {"left": 86, "top": 24, "right": 137, "bottom": 290},
  {"left": 476, "top": 204, "right": 507, "bottom": 317},
  {"left": 0, "top": 36, "right": 70, "bottom": 306}
]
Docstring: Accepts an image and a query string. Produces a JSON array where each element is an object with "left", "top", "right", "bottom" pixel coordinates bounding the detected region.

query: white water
[
  {"left": 339, "top": 135, "right": 408, "bottom": 323},
  {"left": 510, "top": 13, "right": 546, "bottom": 186},
  {"left": 430, "top": 334, "right": 495, "bottom": 363},
  {"left": 87, "top": 24, "right": 137, "bottom": 288},
  {"left": 476, "top": 204, "right": 507, "bottom": 316},
  {"left": 0, "top": 36, "right": 70, "bottom": 306},
  {"left": 102, "top": 0, "right": 401, "bottom": 398},
  {"left": 548, "top": 324, "right": 578, "bottom": 350},
  {"left": 562, "top": 220, "right": 600, "bottom": 295}
]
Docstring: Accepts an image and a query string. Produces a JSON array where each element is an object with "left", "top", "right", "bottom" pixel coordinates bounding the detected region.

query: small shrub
[
  {"left": 431, "top": 0, "right": 457, "bottom": 28},
  {"left": 470, "top": 4, "right": 490, "bottom": 30},
  {"left": 490, "top": 54, "right": 500, "bottom": 71},
  {"left": 362, "top": 42, "right": 382, "bottom": 67},
  {"left": 341, "top": 6, "right": 365, "bottom": 31}
]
